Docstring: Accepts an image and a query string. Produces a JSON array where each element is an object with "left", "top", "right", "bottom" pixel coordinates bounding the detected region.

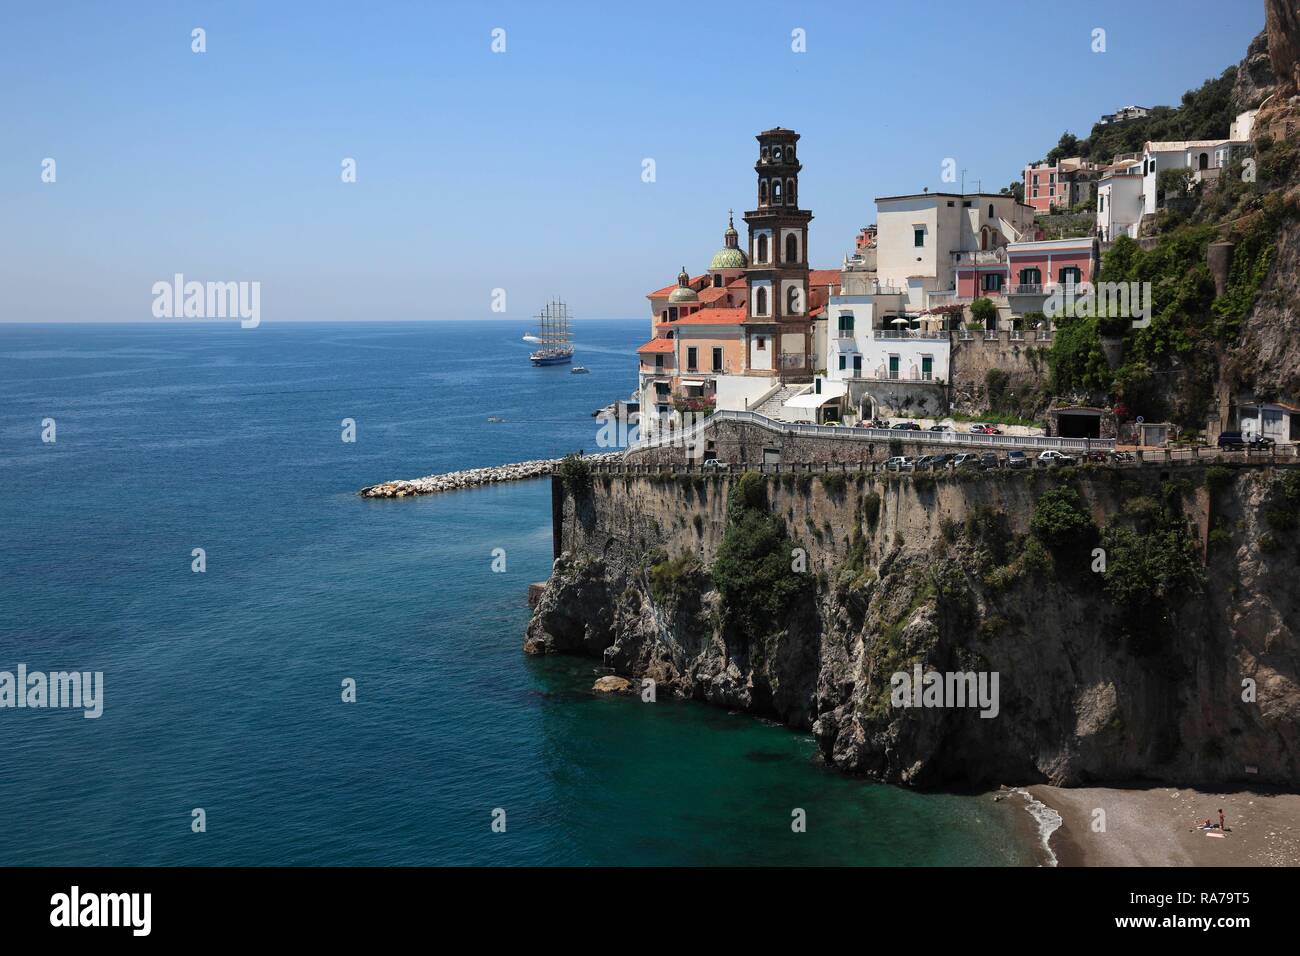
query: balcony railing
[
  {"left": 867, "top": 365, "right": 938, "bottom": 382},
  {"left": 836, "top": 329, "right": 856, "bottom": 339},
  {"left": 1013, "top": 283, "right": 1043, "bottom": 295},
  {"left": 874, "top": 329, "right": 947, "bottom": 340},
  {"left": 952, "top": 249, "right": 1007, "bottom": 265}
]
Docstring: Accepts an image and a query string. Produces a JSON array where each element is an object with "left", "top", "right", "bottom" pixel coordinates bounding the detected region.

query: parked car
[
  {"left": 1217, "top": 432, "right": 1246, "bottom": 448},
  {"left": 701, "top": 458, "right": 728, "bottom": 472},
  {"left": 1006, "top": 450, "right": 1029, "bottom": 470},
  {"left": 885, "top": 456, "right": 915, "bottom": 472},
  {"left": 929, "top": 453, "right": 954, "bottom": 469},
  {"left": 978, "top": 451, "right": 1001, "bottom": 470},
  {"left": 950, "top": 453, "right": 980, "bottom": 470},
  {"left": 1038, "top": 450, "right": 1077, "bottom": 467},
  {"left": 969, "top": 423, "right": 1003, "bottom": 435},
  {"left": 927, "top": 423, "right": 952, "bottom": 432},
  {"left": 914, "top": 454, "right": 935, "bottom": 469},
  {"left": 891, "top": 421, "right": 921, "bottom": 430}
]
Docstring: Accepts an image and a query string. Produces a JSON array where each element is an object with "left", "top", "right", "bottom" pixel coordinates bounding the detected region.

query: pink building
[
  {"left": 953, "top": 236, "right": 1098, "bottom": 324},
  {"left": 1023, "top": 158, "right": 1100, "bottom": 213}
]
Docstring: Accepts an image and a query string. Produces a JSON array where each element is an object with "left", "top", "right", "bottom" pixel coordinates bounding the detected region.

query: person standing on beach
[{"left": 1219, "top": 809, "right": 1226, "bottom": 831}]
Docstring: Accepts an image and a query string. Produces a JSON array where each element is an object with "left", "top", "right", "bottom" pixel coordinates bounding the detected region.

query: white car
[
  {"left": 885, "top": 456, "right": 914, "bottom": 472},
  {"left": 701, "top": 458, "right": 728, "bottom": 472},
  {"left": 1037, "top": 450, "right": 1077, "bottom": 466}
]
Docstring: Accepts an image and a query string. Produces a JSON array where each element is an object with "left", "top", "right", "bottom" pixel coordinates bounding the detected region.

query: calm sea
[{"left": 0, "top": 320, "right": 1037, "bottom": 865}]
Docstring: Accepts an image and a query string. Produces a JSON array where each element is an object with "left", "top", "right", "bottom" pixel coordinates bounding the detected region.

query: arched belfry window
[
  {"left": 988, "top": 203, "right": 995, "bottom": 219},
  {"left": 786, "top": 179, "right": 795, "bottom": 204},
  {"left": 772, "top": 180, "right": 782, "bottom": 203},
  {"left": 759, "top": 179, "right": 768, "bottom": 205},
  {"left": 757, "top": 234, "right": 768, "bottom": 263},
  {"left": 785, "top": 233, "right": 798, "bottom": 263},
  {"left": 755, "top": 286, "right": 768, "bottom": 316}
]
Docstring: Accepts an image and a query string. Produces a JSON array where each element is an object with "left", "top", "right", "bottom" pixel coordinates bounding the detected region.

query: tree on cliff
[{"left": 712, "top": 473, "right": 811, "bottom": 636}]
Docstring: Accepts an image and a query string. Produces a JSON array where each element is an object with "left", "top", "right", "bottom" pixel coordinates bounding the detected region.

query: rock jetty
[{"left": 360, "top": 453, "right": 619, "bottom": 498}]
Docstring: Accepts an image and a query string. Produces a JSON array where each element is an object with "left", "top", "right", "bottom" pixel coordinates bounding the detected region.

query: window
[
  {"left": 686, "top": 347, "right": 698, "bottom": 371},
  {"left": 787, "top": 145, "right": 794, "bottom": 161},
  {"left": 913, "top": 228, "right": 925, "bottom": 247},
  {"left": 946, "top": 200, "right": 955, "bottom": 207},
  {"left": 786, "top": 178, "right": 795, "bottom": 204},
  {"left": 759, "top": 180, "right": 768, "bottom": 204},
  {"left": 757, "top": 234, "right": 768, "bottom": 262},
  {"left": 852, "top": 355, "right": 862, "bottom": 375},
  {"left": 668, "top": 306, "right": 678, "bottom": 320},
  {"left": 711, "top": 347, "right": 723, "bottom": 372},
  {"left": 756, "top": 336, "right": 766, "bottom": 350},
  {"left": 1099, "top": 194, "right": 1106, "bottom": 212},
  {"left": 921, "top": 356, "right": 933, "bottom": 380},
  {"left": 988, "top": 203, "right": 995, "bottom": 219},
  {"left": 1059, "top": 266, "right": 1082, "bottom": 286},
  {"left": 982, "top": 273, "right": 1003, "bottom": 292},
  {"left": 888, "top": 355, "right": 899, "bottom": 380},
  {"left": 655, "top": 354, "right": 664, "bottom": 369},
  {"left": 1018, "top": 267, "right": 1041, "bottom": 287},
  {"left": 755, "top": 286, "right": 767, "bottom": 315},
  {"left": 838, "top": 355, "right": 846, "bottom": 370},
  {"left": 772, "top": 180, "right": 782, "bottom": 203},
  {"left": 712, "top": 274, "right": 722, "bottom": 288},
  {"left": 962, "top": 200, "right": 972, "bottom": 208},
  {"left": 837, "top": 313, "right": 854, "bottom": 332},
  {"left": 785, "top": 233, "right": 798, "bottom": 263},
  {"left": 660, "top": 310, "right": 668, "bottom": 323}
]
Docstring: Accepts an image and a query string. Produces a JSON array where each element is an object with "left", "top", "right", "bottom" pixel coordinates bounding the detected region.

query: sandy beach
[{"left": 1026, "top": 784, "right": 1300, "bottom": 866}]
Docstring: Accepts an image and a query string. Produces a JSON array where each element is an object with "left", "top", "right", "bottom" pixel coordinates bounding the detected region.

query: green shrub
[
  {"left": 1265, "top": 509, "right": 1297, "bottom": 533},
  {"left": 862, "top": 491, "right": 882, "bottom": 529},
  {"left": 1030, "top": 487, "right": 1096, "bottom": 551},
  {"left": 1207, "top": 526, "right": 1232, "bottom": 552},
  {"left": 556, "top": 454, "right": 592, "bottom": 495},
  {"left": 820, "top": 472, "right": 847, "bottom": 495},
  {"left": 713, "top": 474, "right": 812, "bottom": 635},
  {"left": 1100, "top": 524, "right": 1203, "bottom": 608},
  {"left": 1204, "top": 466, "right": 1232, "bottom": 494},
  {"left": 648, "top": 553, "right": 702, "bottom": 605}
]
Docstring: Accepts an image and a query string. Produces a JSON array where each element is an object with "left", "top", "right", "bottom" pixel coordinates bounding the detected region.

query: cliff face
[{"left": 525, "top": 468, "right": 1300, "bottom": 789}]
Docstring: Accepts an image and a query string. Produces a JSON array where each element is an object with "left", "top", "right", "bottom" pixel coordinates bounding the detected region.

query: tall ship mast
[{"left": 529, "top": 299, "right": 575, "bottom": 366}]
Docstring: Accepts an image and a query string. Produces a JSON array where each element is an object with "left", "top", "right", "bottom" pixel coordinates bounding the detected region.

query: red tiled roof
[
  {"left": 726, "top": 276, "right": 747, "bottom": 288},
  {"left": 699, "top": 286, "right": 732, "bottom": 304},
  {"left": 669, "top": 306, "right": 746, "bottom": 326},
  {"left": 808, "top": 268, "right": 841, "bottom": 286},
  {"left": 645, "top": 275, "right": 710, "bottom": 299},
  {"left": 637, "top": 338, "right": 676, "bottom": 353}
]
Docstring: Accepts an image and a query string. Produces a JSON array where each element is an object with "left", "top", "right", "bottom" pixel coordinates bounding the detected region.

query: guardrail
[{"left": 632, "top": 408, "right": 1117, "bottom": 453}]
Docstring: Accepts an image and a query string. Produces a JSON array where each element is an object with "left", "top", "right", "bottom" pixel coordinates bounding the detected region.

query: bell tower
[{"left": 743, "top": 128, "right": 813, "bottom": 381}]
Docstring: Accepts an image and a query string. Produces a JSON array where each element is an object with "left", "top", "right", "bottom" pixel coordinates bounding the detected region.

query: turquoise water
[{"left": 0, "top": 321, "right": 1036, "bottom": 865}]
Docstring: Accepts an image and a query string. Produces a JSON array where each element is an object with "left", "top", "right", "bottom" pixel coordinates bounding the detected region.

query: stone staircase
[{"left": 755, "top": 385, "right": 806, "bottom": 420}]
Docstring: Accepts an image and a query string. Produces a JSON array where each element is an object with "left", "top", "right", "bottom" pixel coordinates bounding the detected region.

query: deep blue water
[{"left": 0, "top": 320, "right": 1036, "bottom": 865}]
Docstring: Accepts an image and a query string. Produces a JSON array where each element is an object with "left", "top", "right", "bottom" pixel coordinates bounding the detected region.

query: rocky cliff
[{"left": 525, "top": 466, "right": 1300, "bottom": 789}]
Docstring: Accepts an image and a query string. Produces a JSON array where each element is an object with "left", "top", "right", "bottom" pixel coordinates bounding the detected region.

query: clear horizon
[{"left": 1, "top": 0, "right": 1262, "bottom": 323}]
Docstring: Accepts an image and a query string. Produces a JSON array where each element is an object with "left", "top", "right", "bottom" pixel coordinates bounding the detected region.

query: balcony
[
  {"left": 836, "top": 329, "right": 857, "bottom": 340},
  {"left": 863, "top": 365, "right": 941, "bottom": 383},
  {"left": 1013, "top": 283, "right": 1043, "bottom": 295},
  {"left": 952, "top": 249, "right": 1007, "bottom": 265},
  {"left": 873, "top": 329, "right": 947, "bottom": 340}
]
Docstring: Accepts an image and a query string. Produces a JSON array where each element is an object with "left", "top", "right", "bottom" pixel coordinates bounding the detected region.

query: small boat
[
  {"left": 487, "top": 416, "right": 505, "bottom": 423},
  {"left": 521, "top": 334, "right": 542, "bottom": 344},
  {"left": 530, "top": 299, "right": 574, "bottom": 366},
  {"left": 570, "top": 365, "right": 589, "bottom": 374}
]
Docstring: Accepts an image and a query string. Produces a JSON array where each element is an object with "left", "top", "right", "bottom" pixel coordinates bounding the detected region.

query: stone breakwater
[{"left": 359, "top": 453, "right": 620, "bottom": 498}]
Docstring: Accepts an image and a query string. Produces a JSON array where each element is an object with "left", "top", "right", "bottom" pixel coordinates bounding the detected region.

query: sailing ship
[{"left": 529, "top": 299, "right": 574, "bottom": 366}]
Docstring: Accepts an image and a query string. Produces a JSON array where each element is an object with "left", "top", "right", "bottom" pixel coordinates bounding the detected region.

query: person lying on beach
[{"left": 1189, "top": 818, "right": 1218, "bottom": 831}]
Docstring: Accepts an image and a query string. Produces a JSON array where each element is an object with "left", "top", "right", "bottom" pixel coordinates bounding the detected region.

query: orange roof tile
[
  {"left": 808, "top": 268, "right": 841, "bottom": 286},
  {"left": 637, "top": 338, "right": 676, "bottom": 353},
  {"left": 669, "top": 306, "right": 746, "bottom": 326}
]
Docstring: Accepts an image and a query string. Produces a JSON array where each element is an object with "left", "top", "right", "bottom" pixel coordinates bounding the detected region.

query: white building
[
  {"left": 874, "top": 192, "right": 1035, "bottom": 312},
  {"left": 1096, "top": 158, "right": 1145, "bottom": 240}
]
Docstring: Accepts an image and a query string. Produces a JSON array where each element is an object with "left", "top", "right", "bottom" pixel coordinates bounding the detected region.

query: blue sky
[{"left": 0, "top": 0, "right": 1264, "bottom": 323}]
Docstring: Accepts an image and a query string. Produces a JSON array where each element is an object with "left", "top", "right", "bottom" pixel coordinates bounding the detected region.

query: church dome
[
  {"left": 710, "top": 247, "right": 748, "bottom": 270},
  {"left": 668, "top": 266, "right": 699, "bottom": 303}
]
